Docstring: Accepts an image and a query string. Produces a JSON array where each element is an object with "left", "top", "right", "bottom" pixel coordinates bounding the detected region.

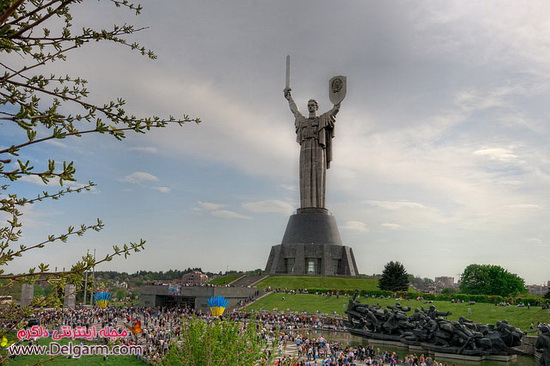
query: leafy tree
[
  {"left": 378, "top": 261, "right": 409, "bottom": 292},
  {"left": 0, "top": 0, "right": 199, "bottom": 355},
  {"left": 441, "top": 287, "right": 458, "bottom": 296},
  {"left": 543, "top": 290, "right": 550, "bottom": 300},
  {"left": 408, "top": 275, "right": 434, "bottom": 292},
  {"left": 162, "top": 318, "right": 271, "bottom": 366},
  {"left": 459, "top": 264, "right": 527, "bottom": 297}
]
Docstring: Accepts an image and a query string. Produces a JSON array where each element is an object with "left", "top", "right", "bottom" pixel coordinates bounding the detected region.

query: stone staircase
[
  {"left": 229, "top": 274, "right": 269, "bottom": 288},
  {"left": 227, "top": 275, "right": 272, "bottom": 310}
]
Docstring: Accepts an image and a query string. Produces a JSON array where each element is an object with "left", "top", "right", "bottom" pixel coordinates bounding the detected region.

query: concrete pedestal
[
  {"left": 265, "top": 208, "right": 359, "bottom": 276},
  {"left": 20, "top": 283, "right": 34, "bottom": 307},
  {"left": 64, "top": 284, "right": 77, "bottom": 309}
]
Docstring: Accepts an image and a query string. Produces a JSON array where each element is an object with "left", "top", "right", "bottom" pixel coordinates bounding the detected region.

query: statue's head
[{"left": 307, "top": 99, "right": 319, "bottom": 113}]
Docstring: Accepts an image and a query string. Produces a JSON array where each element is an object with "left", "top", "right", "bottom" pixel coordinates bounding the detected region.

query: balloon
[
  {"left": 94, "top": 291, "right": 112, "bottom": 309},
  {"left": 208, "top": 296, "right": 228, "bottom": 317}
]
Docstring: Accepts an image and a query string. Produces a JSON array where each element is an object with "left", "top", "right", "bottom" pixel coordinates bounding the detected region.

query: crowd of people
[
  {"left": 0, "top": 304, "right": 408, "bottom": 365},
  {"left": 2, "top": 302, "right": 547, "bottom": 365},
  {"left": 7, "top": 305, "right": 194, "bottom": 364},
  {"left": 265, "top": 330, "right": 459, "bottom": 366}
]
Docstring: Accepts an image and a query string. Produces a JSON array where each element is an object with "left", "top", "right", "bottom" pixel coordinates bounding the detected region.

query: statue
[
  {"left": 283, "top": 56, "right": 346, "bottom": 209},
  {"left": 535, "top": 326, "right": 550, "bottom": 366}
]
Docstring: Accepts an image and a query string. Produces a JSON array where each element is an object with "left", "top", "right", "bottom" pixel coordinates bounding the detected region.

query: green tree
[
  {"left": 459, "top": 264, "right": 526, "bottom": 297},
  {"left": 162, "top": 318, "right": 270, "bottom": 366},
  {"left": 441, "top": 287, "right": 458, "bottom": 296},
  {"left": 408, "top": 275, "right": 434, "bottom": 292},
  {"left": 379, "top": 261, "right": 409, "bottom": 292},
  {"left": 0, "top": 0, "right": 198, "bottom": 358}
]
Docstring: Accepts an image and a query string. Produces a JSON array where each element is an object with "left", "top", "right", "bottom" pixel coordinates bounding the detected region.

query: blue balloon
[
  {"left": 94, "top": 291, "right": 112, "bottom": 302},
  {"left": 207, "top": 296, "right": 228, "bottom": 308}
]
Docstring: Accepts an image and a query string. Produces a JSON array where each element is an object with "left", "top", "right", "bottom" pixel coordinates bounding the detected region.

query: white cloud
[
  {"left": 524, "top": 237, "right": 543, "bottom": 245},
  {"left": 280, "top": 184, "right": 297, "bottom": 192},
  {"left": 342, "top": 221, "right": 368, "bottom": 232},
  {"left": 129, "top": 146, "right": 158, "bottom": 153},
  {"left": 153, "top": 186, "right": 171, "bottom": 193},
  {"left": 473, "top": 147, "right": 518, "bottom": 162},
  {"left": 18, "top": 176, "right": 100, "bottom": 194},
  {"left": 123, "top": 172, "right": 159, "bottom": 184},
  {"left": 242, "top": 200, "right": 294, "bottom": 215},
  {"left": 211, "top": 210, "right": 252, "bottom": 220},
  {"left": 20, "top": 175, "right": 49, "bottom": 186},
  {"left": 381, "top": 223, "right": 401, "bottom": 230},
  {"left": 507, "top": 204, "right": 541, "bottom": 210},
  {"left": 46, "top": 140, "right": 68, "bottom": 148},
  {"left": 197, "top": 201, "right": 226, "bottom": 211},
  {"left": 365, "top": 200, "right": 429, "bottom": 210}
]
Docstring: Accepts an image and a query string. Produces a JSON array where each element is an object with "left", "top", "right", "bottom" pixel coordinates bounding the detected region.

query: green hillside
[
  {"left": 255, "top": 276, "right": 380, "bottom": 292},
  {"left": 246, "top": 293, "right": 550, "bottom": 331},
  {"left": 208, "top": 274, "right": 242, "bottom": 286}
]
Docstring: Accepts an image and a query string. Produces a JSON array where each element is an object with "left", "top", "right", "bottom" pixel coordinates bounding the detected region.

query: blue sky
[{"left": 2, "top": 1, "right": 550, "bottom": 284}]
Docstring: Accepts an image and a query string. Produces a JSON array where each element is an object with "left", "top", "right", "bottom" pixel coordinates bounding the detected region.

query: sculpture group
[
  {"left": 346, "top": 291, "right": 523, "bottom": 356},
  {"left": 537, "top": 326, "right": 550, "bottom": 366}
]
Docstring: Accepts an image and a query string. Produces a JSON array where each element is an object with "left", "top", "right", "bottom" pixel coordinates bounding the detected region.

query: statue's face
[{"left": 307, "top": 100, "right": 317, "bottom": 113}]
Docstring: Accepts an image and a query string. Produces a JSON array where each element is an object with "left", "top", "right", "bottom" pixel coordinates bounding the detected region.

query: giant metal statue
[
  {"left": 264, "top": 57, "right": 356, "bottom": 277},
  {"left": 283, "top": 55, "right": 346, "bottom": 209}
]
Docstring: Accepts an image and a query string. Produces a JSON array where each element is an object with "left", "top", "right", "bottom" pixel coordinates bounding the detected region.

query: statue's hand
[{"left": 284, "top": 88, "right": 291, "bottom": 100}]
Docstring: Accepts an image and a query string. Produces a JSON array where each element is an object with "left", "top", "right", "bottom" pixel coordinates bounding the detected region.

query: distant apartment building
[
  {"left": 435, "top": 276, "right": 455, "bottom": 288},
  {"left": 182, "top": 271, "right": 209, "bottom": 285},
  {"left": 526, "top": 280, "right": 549, "bottom": 296},
  {"left": 429, "top": 276, "right": 456, "bottom": 293}
]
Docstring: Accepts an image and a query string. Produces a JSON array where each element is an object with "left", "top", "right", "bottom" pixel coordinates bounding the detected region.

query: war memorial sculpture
[
  {"left": 264, "top": 57, "right": 359, "bottom": 276},
  {"left": 536, "top": 326, "right": 550, "bottom": 366},
  {"left": 345, "top": 291, "right": 525, "bottom": 361}
]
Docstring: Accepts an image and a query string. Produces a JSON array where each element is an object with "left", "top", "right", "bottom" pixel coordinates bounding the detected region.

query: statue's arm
[
  {"left": 284, "top": 88, "right": 302, "bottom": 118},
  {"left": 320, "top": 103, "right": 340, "bottom": 130},
  {"left": 328, "top": 102, "right": 341, "bottom": 117}
]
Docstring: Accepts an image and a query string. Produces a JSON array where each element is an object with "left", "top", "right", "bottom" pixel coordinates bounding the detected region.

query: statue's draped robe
[{"left": 292, "top": 102, "right": 337, "bottom": 208}]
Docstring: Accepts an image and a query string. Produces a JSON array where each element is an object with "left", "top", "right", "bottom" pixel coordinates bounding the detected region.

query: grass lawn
[
  {"left": 208, "top": 274, "right": 243, "bottom": 286},
  {"left": 246, "top": 293, "right": 550, "bottom": 331},
  {"left": 255, "top": 276, "right": 381, "bottom": 292},
  {"left": 6, "top": 337, "right": 146, "bottom": 366}
]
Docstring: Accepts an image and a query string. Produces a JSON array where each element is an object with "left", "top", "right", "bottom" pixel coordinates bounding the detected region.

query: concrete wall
[
  {"left": 265, "top": 209, "right": 359, "bottom": 276},
  {"left": 139, "top": 285, "right": 258, "bottom": 313},
  {"left": 265, "top": 243, "right": 358, "bottom": 276}
]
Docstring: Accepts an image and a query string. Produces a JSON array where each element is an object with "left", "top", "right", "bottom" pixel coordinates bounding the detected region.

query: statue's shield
[{"left": 329, "top": 75, "right": 347, "bottom": 104}]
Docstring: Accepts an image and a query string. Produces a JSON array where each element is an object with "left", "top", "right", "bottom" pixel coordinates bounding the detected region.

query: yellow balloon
[{"left": 210, "top": 306, "right": 226, "bottom": 317}]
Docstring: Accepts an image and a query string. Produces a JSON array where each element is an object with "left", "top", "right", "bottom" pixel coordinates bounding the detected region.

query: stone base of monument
[
  {"left": 348, "top": 329, "right": 519, "bottom": 362},
  {"left": 433, "top": 352, "right": 517, "bottom": 363},
  {"left": 264, "top": 208, "right": 359, "bottom": 276}
]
